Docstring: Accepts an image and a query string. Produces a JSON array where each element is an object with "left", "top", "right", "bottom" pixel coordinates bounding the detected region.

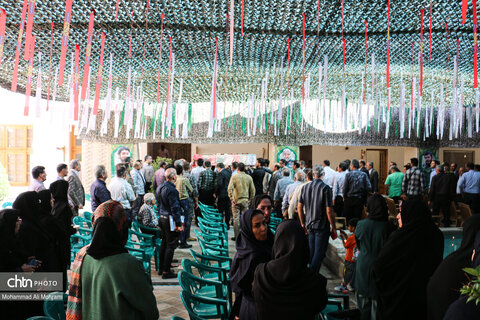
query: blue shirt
[
  {"left": 274, "top": 177, "right": 294, "bottom": 201},
  {"left": 457, "top": 170, "right": 480, "bottom": 194},
  {"left": 90, "top": 179, "right": 111, "bottom": 212},
  {"left": 156, "top": 181, "right": 182, "bottom": 226}
]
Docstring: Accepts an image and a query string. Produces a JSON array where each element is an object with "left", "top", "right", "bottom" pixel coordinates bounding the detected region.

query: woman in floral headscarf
[{"left": 66, "top": 200, "right": 158, "bottom": 320}]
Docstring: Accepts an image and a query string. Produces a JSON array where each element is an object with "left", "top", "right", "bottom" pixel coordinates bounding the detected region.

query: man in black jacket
[
  {"left": 251, "top": 158, "right": 268, "bottom": 196},
  {"left": 366, "top": 161, "right": 379, "bottom": 193},
  {"left": 429, "top": 164, "right": 455, "bottom": 227},
  {"left": 216, "top": 163, "right": 232, "bottom": 228}
]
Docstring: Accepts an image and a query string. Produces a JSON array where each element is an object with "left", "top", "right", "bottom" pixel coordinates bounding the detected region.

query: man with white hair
[
  {"left": 281, "top": 170, "right": 305, "bottom": 218},
  {"left": 156, "top": 167, "right": 184, "bottom": 279},
  {"left": 67, "top": 159, "right": 85, "bottom": 216},
  {"left": 298, "top": 164, "right": 336, "bottom": 273}
]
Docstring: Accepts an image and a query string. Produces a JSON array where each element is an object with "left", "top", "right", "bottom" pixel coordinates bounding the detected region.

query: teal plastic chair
[
  {"left": 43, "top": 292, "right": 67, "bottom": 320},
  {"left": 85, "top": 193, "right": 91, "bottom": 202},
  {"left": 26, "top": 317, "right": 55, "bottom": 320},
  {"left": 1, "top": 201, "right": 13, "bottom": 209},
  {"left": 82, "top": 211, "right": 93, "bottom": 222},
  {"left": 319, "top": 293, "right": 351, "bottom": 320},
  {"left": 194, "top": 230, "right": 228, "bottom": 249},
  {"left": 182, "top": 259, "right": 231, "bottom": 304},
  {"left": 198, "top": 237, "right": 229, "bottom": 257},
  {"left": 189, "top": 249, "right": 232, "bottom": 271},
  {"left": 131, "top": 221, "right": 162, "bottom": 271},
  {"left": 125, "top": 243, "right": 152, "bottom": 275},
  {"left": 73, "top": 216, "right": 92, "bottom": 229},
  {"left": 178, "top": 270, "right": 230, "bottom": 306},
  {"left": 180, "top": 290, "right": 229, "bottom": 320},
  {"left": 170, "top": 317, "right": 187, "bottom": 320}
]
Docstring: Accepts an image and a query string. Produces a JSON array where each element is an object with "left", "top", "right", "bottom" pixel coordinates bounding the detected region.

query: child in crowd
[{"left": 334, "top": 218, "right": 358, "bottom": 293}]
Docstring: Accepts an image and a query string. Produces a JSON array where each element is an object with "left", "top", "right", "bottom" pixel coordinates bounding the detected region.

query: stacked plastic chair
[{"left": 268, "top": 216, "right": 283, "bottom": 234}]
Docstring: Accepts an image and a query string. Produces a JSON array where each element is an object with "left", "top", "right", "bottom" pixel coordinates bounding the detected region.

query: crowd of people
[{"left": 1, "top": 154, "right": 480, "bottom": 319}]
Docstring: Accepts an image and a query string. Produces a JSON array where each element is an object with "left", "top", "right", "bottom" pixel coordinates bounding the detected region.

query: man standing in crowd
[
  {"left": 428, "top": 160, "right": 440, "bottom": 189},
  {"left": 198, "top": 161, "right": 217, "bottom": 206},
  {"left": 67, "top": 159, "right": 85, "bottom": 216},
  {"left": 90, "top": 165, "right": 111, "bottom": 212},
  {"left": 153, "top": 161, "right": 167, "bottom": 191},
  {"left": 142, "top": 155, "right": 155, "bottom": 193},
  {"left": 401, "top": 157, "right": 425, "bottom": 200},
  {"left": 183, "top": 162, "right": 199, "bottom": 241},
  {"left": 366, "top": 161, "right": 379, "bottom": 193},
  {"left": 56, "top": 163, "right": 68, "bottom": 180},
  {"left": 269, "top": 159, "right": 287, "bottom": 195},
  {"left": 156, "top": 168, "right": 183, "bottom": 279},
  {"left": 108, "top": 163, "right": 136, "bottom": 223},
  {"left": 332, "top": 162, "right": 348, "bottom": 217},
  {"left": 252, "top": 158, "right": 268, "bottom": 196},
  {"left": 30, "top": 166, "right": 47, "bottom": 192},
  {"left": 385, "top": 166, "right": 404, "bottom": 203},
  {"left": 192, "top": 158, "right": 205, "bottom": 182},
  {"left": 175, "top": 165, "right": 193, "bottom": 249},
  {"left": 298, "top": 165, "right": 336, "bottom": 273},
  {"left": 131, "top": 160, "right": 147, "bottom": 219},
  {"left": 293, "top": 161, "right": 302, "bottom": 174},
  {"left": 216, "top": 163, "right": 232, "bottom": 229},
  {"left": 262, "top": 160, "right": 272, "bottom": 194},
  {"left": 231, "top": 161, "right": 239, "bottom": 175},
  {"left": 282, "top": 171, "right": 305, "bottom": 218},
  {"left": 274, "top": 169, "right": 294, "bottom": 215},
  {"left": 343, "top": 159, "right": 371, "bottom": 222},
  {"left": 359, "top": 160, "right": 369, "bottom": 175},
  {"left": 429, "top": 165, "right": 455, "bottom": 226},
  {"left": 322, "top": 160, "right": 336, "bottom": 187},
  {"left": 300, "top": 160, "right": 306, "bottom": 172},
  {"left": 228, "top": 162, "right": 255, "bottom": 240},
  {"left": 287, "top": 169, "right": 312, "bottom": 220},
  {"left": 457, "top": 162, "right": 480, "bottom": 214}
]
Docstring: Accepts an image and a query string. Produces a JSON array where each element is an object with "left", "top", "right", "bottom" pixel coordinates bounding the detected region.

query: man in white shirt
[
  {"left": 322, "top": 160, "right": 336, "bottom": 187},
  {"left": 29, "top": 166, "right": 47, "bottom": 192},
  {"left": 192, "top": 158, "right": 206, "bottom": 181},
  {"left": 332, "top": 162, "right": 348, "bottom": 217},
  {"left": 108, "top": 163, "right": 136, "bottom": 224},
  {"left": 141, "top": 155, "right": 155, "bottom": 193},
  {"left": 131, "top": 160, "right": 146, "bottom": 219}
]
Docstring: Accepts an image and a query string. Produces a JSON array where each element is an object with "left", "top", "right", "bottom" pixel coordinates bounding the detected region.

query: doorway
[
  {"left": 299, "top": 145, "right": 313, "bottom": 169},
  {"left": 148, "top": 143, "right": 191, "bottom": 161},
  {"left": 443, "top": 150, "right": 474, "bottom": 169},
  {"left": 365, "top": 149, "right": 388, "bottom": 194}
]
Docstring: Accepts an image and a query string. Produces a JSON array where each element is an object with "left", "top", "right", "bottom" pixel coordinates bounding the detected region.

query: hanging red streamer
[
  {"left": 93, "top": 32, "right": 106, "bottom": 115},
  {"left": 128, "top": 0, "right": 136, "bottom": 59},
  {"left": 212, "top": 37, "right": 218, "bottom": 119},
  {"left": 11, "top": 0, "right": 28, "bottom": 92},
  {"left": 364, "top": 19, "right": 367, "bottom": 103},
  {"left": 429, "top": 0, "right": 433, "bottom": 61},
  {"left": 156, "top": 13, "right": 164, "bottom": 104},
  {"left": 474, "top": 0, "right": 478, "bottom": 88},
  {"left": 241, "top": 0, "right": 244, "bottom": 35},
  {"left": 302, "top": 13, "right": 306, "bottom": 104},
  {"left": 463, "top": 0, "right": 468, "bottom": 24},
  {"left": 0, "top": 9, "right": 6, "bottom": 69},
  {"left": 115, "top": 0, "right": 120, "bottom": 21},
  {"left": 46, "top": 22, "right": 54, "bottom": 111},
  {"left": 386, "top": 0, "right": 391, "bottom": 88},
  {"left": 58, "top": 0, "right": 73, "bottom": 86},
  {"left": 81, "top": 10, "right": 95, "bottom": 100},
  {"left": 420, "top": 9, "right": 424, "bottom": 97},
  {"left": 73, "top": 44, "right": 80, "bottom": 121},
  {"left": 24, "top": 35, "right": 35, "bottom": 116},
  {"left": 24, "top": 0, "right": 36, "bottom": 61},
  {"left": 165, "top": 36, "right": 173, "bottom": 120}
]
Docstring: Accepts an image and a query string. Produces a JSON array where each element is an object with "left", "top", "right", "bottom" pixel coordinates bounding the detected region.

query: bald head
[{"left": 165, "top": 168, "right": 177, "bottom": 182}]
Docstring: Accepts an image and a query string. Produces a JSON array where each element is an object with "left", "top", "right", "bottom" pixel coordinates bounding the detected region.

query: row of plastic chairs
[{"left": 26, "top": 292, "right": 67, "bottom": 320}]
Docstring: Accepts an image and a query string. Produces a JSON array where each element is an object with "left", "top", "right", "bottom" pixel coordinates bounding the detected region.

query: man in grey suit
[
  {"left": 366, "top": 161, "right": 379, "bottom": 193},
  {"left": 67, "top": 159, "right": 85, "bottom": 216}
]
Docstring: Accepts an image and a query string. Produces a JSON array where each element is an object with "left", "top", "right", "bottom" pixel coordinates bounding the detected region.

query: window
[{"left": 0, "top": 125, "right": 33, "bottom": 186}]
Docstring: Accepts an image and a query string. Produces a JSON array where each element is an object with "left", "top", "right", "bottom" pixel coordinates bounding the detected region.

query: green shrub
[
  {"left": 0, "top": 162, "right": 10, "bottom": 202},
  {"left": 461, "top": 266, "right": 480, "bottom": 305},
  {"left": 149, "top": 157, "right": 173, "bottom": 193}
]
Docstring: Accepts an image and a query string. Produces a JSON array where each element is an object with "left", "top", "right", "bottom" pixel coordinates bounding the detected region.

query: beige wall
[
  {"left": 311, "top": 145, "right": 418, "bottom": 169},
  {"left": 191, "top": 143, "right": 271, "bottom": 160}
]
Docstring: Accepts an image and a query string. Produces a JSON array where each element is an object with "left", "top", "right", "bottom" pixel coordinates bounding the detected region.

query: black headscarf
[
  {"left": 367, "top": 194, "right": 388, "bottom": 221},
  {"left": 12, "top": 191, "right": 42, "bottom": 226},
  {"left": 443, "top": 232, "right": 480, "bottom": 320},
  {"left": 253, "top": 220, "right": 327, "bottom": 320},
  {"left": 373, "top": 199, "right": 444, "bottom": 320},
  {"left": 427, "top": 215, "right": 480, "bottom": 320},
  {"left": 38, "top": 190, "right": 52, "bottom": 216},
  {"left": 50, "top": 180, "right": 70, "bottom": 219},
  {"left": 0, "top": 209, "right": 21, "bottom": 253},
  {"left": 86, "top": 200, "right": 129, "bottom": 259}
]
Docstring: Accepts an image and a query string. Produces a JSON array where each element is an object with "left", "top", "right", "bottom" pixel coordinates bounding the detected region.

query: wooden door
[
  {"left": 366, "top": 149, "right": 388, "bottom": 194},
  {"left": 443, "top": 150, "right": 474, "bottom": 169}
]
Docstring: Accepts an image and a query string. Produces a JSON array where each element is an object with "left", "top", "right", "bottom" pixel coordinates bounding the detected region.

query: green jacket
[
  {"left": 228, "top": 171, "right": 255, "bottom": 204},
  {"left": 176, "top": 175, "right": 193, "bottom": 200},
  {"left": 81, "top": 253, "right": 159, "bottom": 320}
]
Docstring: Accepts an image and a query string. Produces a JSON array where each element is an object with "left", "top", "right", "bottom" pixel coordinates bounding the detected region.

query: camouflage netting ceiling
[{"left": 0, "top": 0, "right": 476, "bottom": 105}]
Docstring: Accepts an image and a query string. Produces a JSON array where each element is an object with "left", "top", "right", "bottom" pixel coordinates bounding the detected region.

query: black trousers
[
  {"left": 199, "top": 189, "right": 215, "bottom": 206},
  {"left": 344, "top": 197, "right": 365, "bottom": 222},
  {"left": 158, "top": 216, "right": 179, "bottom": 273},
  {"left": 432, "top": 195, "right": 451, "bottom": 225},
  {"left": 217, "top": 196, "right": 232, "bottom": 229},
  {"left": 145, "top": 182, "right": 152, "bottom": 193},
  {"left": 131, "top": 194, "right": 144, "bottom": 219},
  {"left": 334, "top": 196, "right": 344, "bottom": 217},
  {"left": 463, "top": 193, "right": 480, "bottom": 214}
]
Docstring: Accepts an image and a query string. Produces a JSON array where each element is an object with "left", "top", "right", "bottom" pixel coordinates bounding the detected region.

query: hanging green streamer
[
  {"left": 172, "top": 103, "right": 176, "bottom": 131},
  {"left": 188, "top": 103, "right": 193, "bottom": 130},
  {"left": 149, "top": 106, "right": 156, "bottom": 135},
  {"left": 119, "top": 101, "right": 126, "bottom": 128}
]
